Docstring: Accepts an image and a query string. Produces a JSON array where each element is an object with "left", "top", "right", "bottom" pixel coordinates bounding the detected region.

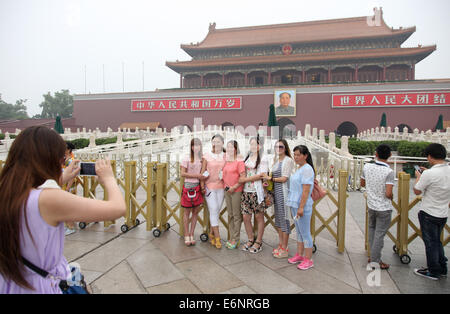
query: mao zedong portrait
[{"left": 275, "top": 91, "right": 295, "bottom": 116}]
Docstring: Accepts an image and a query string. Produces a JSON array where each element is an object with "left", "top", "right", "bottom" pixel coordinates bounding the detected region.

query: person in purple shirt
[{"left": 0, "top": 126, "right": 126, "bottom": 294}]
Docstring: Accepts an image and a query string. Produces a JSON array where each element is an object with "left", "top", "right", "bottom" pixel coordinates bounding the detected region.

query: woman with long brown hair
[
  {"left": 180, "top": 138, "right": 207, "bottom": 246},
  {"left": 263, "top": 139, "right": 295, "bottom": 259},
  {"left": 0, "top": 126, "right": 126, "bottom": 293}
]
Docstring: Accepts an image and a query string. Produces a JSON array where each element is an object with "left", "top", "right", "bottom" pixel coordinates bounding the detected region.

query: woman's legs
[
  {"left": 189, "top": 206, "right": 201, "bottom": 237},
  {"left": 183, "top": 207, "right": 192, "bottom": 237},
  {"left": 206, "top": 189, "right": 224, "bottom": 246},
  {"left": 243, "top": 213, "right": 254, "bottom": 243}
]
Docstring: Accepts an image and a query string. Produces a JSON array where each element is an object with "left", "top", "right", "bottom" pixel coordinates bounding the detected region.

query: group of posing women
[{"left": 180, "top": 135, "right": 316, "bottom": 271}]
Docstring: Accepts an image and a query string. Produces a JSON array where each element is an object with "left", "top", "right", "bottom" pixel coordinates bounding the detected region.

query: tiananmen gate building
[{"left": 73, "top": 8, "right": 450, "bottom": 136}]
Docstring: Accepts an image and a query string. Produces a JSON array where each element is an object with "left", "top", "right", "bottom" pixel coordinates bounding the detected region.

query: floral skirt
[{"left": 241, "top": 192, "right": 266, "bottom": 215}]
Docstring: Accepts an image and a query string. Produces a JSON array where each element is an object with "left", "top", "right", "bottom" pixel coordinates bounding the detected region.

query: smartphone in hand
[
  {"left": 80, "top": 162, "right": 97, "bottom": 176},
  {"left": 414, "top": 165, "right": 423, "bottom": 174}
]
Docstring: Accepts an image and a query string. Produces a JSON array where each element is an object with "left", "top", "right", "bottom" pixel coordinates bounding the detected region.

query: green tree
[
  {"left": 0, "top": 97, "right": 29, "bottom": 120},
  {"left": 39, "top": 89, "right": 73, "bottom": 118}
]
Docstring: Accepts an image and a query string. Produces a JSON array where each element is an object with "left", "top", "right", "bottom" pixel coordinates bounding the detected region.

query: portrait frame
[{"left": 274, "top": 90, "right": 296, "bottom": 117}]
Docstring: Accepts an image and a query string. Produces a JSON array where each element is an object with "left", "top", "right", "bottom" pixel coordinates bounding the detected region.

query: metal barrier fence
[
  {"left": 365, "top": 172, "right": 449, "bottom": 264},
  {"left": 0, "top": 158, "right": 349, "bottom": 253}
]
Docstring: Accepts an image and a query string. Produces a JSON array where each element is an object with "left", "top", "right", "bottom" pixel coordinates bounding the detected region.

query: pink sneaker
[
  {"left": 288, "top": 253, "right": 305, "bottom": 264},
  {"left": 297, "top": 258, "right": 314, "bottom": 270}
]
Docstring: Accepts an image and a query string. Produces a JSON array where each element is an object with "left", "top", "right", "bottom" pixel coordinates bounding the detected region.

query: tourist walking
[
  {"left": 287, "top": 145, "right": 315, "bottom": 270},
  {"left": 0, "top": 126, "right": 126, "bottom": 293},
  {"left": 203, "top": 134, "right": 226, "bottom": 249},
  {"left": 413, "top": 143, "right": 450, "bottom": 280},
  {"left": 239, "top": 137, "right": 268, "bottom": 253},
  {"left": 263, "top": 139, "right": 294, "bottom": 258},
  {"left": 223, "top": 140, "right": 245, "bottom": 249},
  {"left": 180, "top": 138, "right": 207, "bottom": 246},
  {"left": 360, "top": 144, "right": 395, "bottom": 270}
]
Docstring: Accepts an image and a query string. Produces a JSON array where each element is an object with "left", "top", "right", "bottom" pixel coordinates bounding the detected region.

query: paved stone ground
[{"left": 64, "top": 184, "right": 449, "bottom": 294}]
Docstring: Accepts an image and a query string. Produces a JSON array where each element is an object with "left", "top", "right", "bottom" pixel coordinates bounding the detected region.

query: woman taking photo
[
  {"left": 0, "top": 126, "right": 126, "bottom": 293},
  {"left": 287, "top": 145, "right": 315, "bottom": 270},
  {"left": 239, "top": 137, "right": 268, "bottom": 253},
  {"left": 202, "top": 134, "right": 226, "bottom": 249},
  {"left": 263, "top": 139, "right": 294, "bottom": 259},
  {"left": 180, "top": 138, "right": 207, "bottom": 246},
  {"left": 223, "top": 140, "right": 245, "bottom": 249}
]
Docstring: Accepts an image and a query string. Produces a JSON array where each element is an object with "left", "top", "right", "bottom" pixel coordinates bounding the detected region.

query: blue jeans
[
  {"left": 418, "top": 210, "right": 448, "bottom": 276},
  {"left": 291, "top": 207, "right": 313, "bottom": 248}
]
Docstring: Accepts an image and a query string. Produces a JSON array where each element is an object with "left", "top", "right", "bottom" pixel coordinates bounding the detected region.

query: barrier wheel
[
  {"left": 312, "top": 244, "right": 317, "bottom": 254},
  {"left": 135, "top": 219, "right": 140, "bottom": 226},
  {"left": 200, "top": 233, "right": 209, "bottom": 242},
  {"left": 400, "top": 254, "right": 411, "bottom": 265},
  {"left": 393, "top": 245, "right": 398, "bottom": 254},
  {"left": 153, "top": 229, "right": 161, "bottom": 238},
  {"left": 121, "top": 225, "right": 129, "bottom": 233},
  {"left": 165, "top": 223, "right": 171, "bottom": 230},
  {"left": 79, "top": 222, "right": 87, "bottom": 229}
]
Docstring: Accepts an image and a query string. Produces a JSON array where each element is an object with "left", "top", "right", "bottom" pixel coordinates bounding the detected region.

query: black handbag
[{"left": 22, "top": 257, "right": 89, "bottom": 294}]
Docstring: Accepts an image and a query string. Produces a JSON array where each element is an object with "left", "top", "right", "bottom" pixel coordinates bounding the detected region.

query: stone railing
[{"left": 357, "top": 126, "right": 450, "bottom": 149}]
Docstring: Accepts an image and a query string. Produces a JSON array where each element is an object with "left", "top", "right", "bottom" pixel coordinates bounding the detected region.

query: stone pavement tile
[
  {"left": 127, "top": 243, "right": 185, "bottom": 288},
  {"left": 310, "top": 250, "right": 360, "bottom": 290},
  {"left": 81, "top": 270, "right": 103, "bottom": 285},
  {"left": 90, "top": 261, "right": 146, "bottom": 294},
  {"left": 225, "top": 260, "right": 304, "bottom": 294},
  {"left": 176, "top": 257, "right": 243, "bottom": 294},
  {"left": 75, "top": 237, "right": 149, "bottom": 272},
  {"left": 277, "top": 264, "right": 361, "bottom": 294},
  {"left": 387, "top": 264, "right": 449, "bottom": 294},
  {"left": 247, "top": 243, "right": 293, "bottom": 271},
  {"left": 65, "top": 230, "right": 118, "bottom": 243},
  {"left": 146, "top": 279, "right": 201, "bottom": 294},
  {"left": 220, "top": 285, "right": 256, "bottom": 294},
  {"left": 64, "top": 240, "right": 100, "bottom": 262},
  {"left": 195, "top": 240, "right": 254, "bottom": 267},
  {"left": 347, "top": 252, "right": 401, "bottom": 294},
  {"left": 152, "top": 230, "right": 205, "bottom": 264}
]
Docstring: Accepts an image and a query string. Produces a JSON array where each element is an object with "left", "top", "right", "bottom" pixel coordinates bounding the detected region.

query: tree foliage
[
  {"left": 0, "top": 96, "right": 29, "bottom": 120},
  {"left": 39, "top": 89, "right": 73, "bottom": 119}
]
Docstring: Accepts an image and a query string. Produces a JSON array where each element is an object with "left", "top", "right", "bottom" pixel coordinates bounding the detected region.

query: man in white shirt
[
  {"left": 413, "top": 143, "right": 450, "bottom": 280},
  {"left": 361, "top": 144, "right": 395, "bottom": 270}
]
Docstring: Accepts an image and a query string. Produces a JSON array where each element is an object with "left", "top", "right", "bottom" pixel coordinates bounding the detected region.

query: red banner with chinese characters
[
  {"left": 131, "top": 97, "right": 242, "bottom": 112},
  {"left": 332, "top": 91, "right": 450, "bottom": 108}
]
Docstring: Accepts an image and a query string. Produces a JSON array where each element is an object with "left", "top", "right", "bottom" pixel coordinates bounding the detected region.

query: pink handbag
[{"left": 311, "top": 179, "right": 327, "bottom": 201}]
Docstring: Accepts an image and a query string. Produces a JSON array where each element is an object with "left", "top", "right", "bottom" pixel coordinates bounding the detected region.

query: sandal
[
  {"left": 272, "top": 244, "right": 282, "bottom": 255},
  {"left": 242, "top": 239, "right": 255, "bottom": 252},
  {"left": 249, "top": 241, "right": 263, "bottom": 254},
  {"left": 226, "top": 240, "right": 240, "bottom": 250},
  {"left": 185, "top": 236, "right": 191, "bottom": 246},
  {"left": 273, "top": 247, "right": 289, "bottom": 259},
  {"left": 215, "top": 237, "right": 222, "bottom": 249},
  {"left": 209, "top": 234, "right": 216, "bottom": 246},
  {"left": 190, "top": 235, "right": 196, "bottom": 246}
]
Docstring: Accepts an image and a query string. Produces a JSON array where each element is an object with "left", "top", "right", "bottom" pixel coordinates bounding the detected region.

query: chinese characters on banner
[
  {"left": 332, "top": 91, "right": 450, "bottom": 108},
  {"left": 131, "top": 97, "right": 242, "bottom": 112}
]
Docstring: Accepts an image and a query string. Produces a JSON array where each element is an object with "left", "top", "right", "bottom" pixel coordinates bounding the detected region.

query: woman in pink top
[
  {"left": 223, "top": 140, "right": 246, "bottom": 249},
  {"left": 202, "top": 134, "right": 226, "bottom": 249},
  {"left": 180, "top": 138, "right": 207, "bottom": 246}
]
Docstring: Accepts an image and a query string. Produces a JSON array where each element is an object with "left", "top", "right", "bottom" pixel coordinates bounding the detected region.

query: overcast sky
[{"left": 1, "top": 0, "right": 449, "bottom": 116}]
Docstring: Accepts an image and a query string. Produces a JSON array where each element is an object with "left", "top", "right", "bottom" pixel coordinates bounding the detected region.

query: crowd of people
[
  {"left": 0, "top": 126, "right": 448, "bottom": 294},
  {"left": 180, "top": 135, "right": 317, "bottom": 271}
]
